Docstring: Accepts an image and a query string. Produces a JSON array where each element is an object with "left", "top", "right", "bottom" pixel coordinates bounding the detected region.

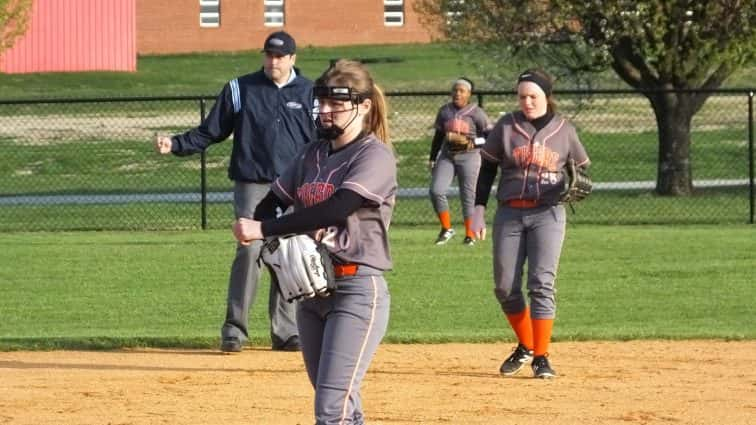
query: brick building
[
  {"left": 1, "top": 0, "right": 435, "bottom": 73},
  {"left": 138, "top": 0, "right": 435, "bottom": 54}
]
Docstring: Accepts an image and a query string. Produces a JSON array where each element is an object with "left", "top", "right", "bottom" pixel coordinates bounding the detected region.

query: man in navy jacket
[{"left": 156, "top": 31, "right": 315, "bottom": 352}]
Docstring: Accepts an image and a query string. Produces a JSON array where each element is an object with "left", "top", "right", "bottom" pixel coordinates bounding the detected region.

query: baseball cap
[{"left": 262, "top": 31, "right": 296, "bottom": 55}]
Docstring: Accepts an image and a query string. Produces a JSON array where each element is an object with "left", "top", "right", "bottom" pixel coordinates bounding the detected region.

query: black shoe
[
  {"left": 435, "top": 228, "right": 455, "bottom": 245},
  {"left": 463, "top": 236, "right": 475, "bottom": 246},
  {"left": 499, "top": 343, "right": 534, "bottom": 376},
  {"left": 532, "top": 355, "right": 557, "bottom": 379},
  {"left": 220, "top": 337, "right": 243, "bottom": 353},
  {"left": 272, "top": 335, "right": 300, "bottom": 352}
]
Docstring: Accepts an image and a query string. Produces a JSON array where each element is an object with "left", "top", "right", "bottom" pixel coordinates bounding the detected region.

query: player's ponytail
[{"left": 365, "top": 83, "right": 390, "bottom": 148}]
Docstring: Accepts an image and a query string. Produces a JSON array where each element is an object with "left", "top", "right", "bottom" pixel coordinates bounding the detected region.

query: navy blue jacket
[{"left": 171, "top": 67, "right": 315, "bottom": 183}]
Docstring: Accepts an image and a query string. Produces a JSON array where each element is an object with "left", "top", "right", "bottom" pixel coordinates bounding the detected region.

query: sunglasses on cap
[{"left": 313, "top": 86, "right": 367, "bottom": 103}]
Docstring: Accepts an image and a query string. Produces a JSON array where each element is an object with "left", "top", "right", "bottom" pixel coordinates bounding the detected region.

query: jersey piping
[{"left": 338, "top": 276, "right": 379, "bottom": 425}]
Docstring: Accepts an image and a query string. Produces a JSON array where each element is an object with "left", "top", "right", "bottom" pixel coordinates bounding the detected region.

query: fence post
[
  {"left": 477, "top": 93, "right": 484, "bottom": 109},
  {"left": 748, "top": 91, "right": 754, "bottom": 224},
  {"left": 199, "top": 99, "right": 208, "bottom": 230}
]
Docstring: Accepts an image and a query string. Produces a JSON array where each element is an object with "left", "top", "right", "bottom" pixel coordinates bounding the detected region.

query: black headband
[{"left": 517, "top": 71, "right": 552, "bottom": 96}]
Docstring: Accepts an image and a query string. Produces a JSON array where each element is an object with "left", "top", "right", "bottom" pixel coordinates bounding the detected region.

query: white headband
[{"left": 453, "top": 79, "right": 472, "bottom": 92}]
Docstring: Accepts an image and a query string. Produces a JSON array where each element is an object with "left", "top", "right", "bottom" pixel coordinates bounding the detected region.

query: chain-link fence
[{"left": 1, "top": 89, "right": 753, "bottom": 231}]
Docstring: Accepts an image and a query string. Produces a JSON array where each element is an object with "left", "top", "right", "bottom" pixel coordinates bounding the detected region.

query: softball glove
[
  {"left": 559, "top": 159, "right": 593, "bottom": 204},
  {"left": 261, "top": 234, "right": 336, "bottom": 302}
]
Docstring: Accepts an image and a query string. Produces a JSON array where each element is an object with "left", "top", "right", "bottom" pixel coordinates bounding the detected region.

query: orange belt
[
  {"left": 502, "top": 199, "right": 540, "bottom": 208},
  {"left": 333, "top": 263, "right": 359, "bottom": 278}
]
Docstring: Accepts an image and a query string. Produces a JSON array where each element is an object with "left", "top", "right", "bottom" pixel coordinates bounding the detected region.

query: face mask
[{"left": 313, "top": 85, "right": 367, "bottom": 140}]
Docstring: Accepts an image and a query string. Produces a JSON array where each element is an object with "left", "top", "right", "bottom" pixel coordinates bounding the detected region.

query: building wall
[
  {"left": 137, "top": 0, "right": 435, "bottom": 55},
  {"left": 0, "top": 0, "right": 136, "bottom": 74}
]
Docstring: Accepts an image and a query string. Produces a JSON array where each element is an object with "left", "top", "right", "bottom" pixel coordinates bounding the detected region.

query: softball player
[
  {"left": 428, "top": 77, "right": 492, "bottom": 246},
  {"left": 233, "top": 60, "right": 395, "bottom": 425},
  {"left": 472, "top": 69, "right": 590, "bottom": 379}
]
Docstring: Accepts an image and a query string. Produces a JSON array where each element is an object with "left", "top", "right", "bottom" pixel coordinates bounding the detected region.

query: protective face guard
[{"left": 313, "top": 86, "right": 366, "bottom": 104}]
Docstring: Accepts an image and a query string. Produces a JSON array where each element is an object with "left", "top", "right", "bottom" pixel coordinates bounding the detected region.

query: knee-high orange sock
[
  {"left": 438, "top": 210, "right": 452, "bottom": 230},
  {"left": 505, "top": 307, "right": 533, "bottom": 350},
  {"left": 532, "top": 318, "right": 554, "bottom": 357},
  {"left": 464, "top": 217, "right": 474, "bottom": 238}
]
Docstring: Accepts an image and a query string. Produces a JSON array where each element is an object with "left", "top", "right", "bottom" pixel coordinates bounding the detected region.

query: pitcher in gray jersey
[
  {"left": 233, "top": 60, "right": 396, "bottom": 425},
  {"left": 472, "top": 69, "right": 590, "bottom": 379},
  {"left": 428, "top": 77, "right": 492, "bottom": 246}
]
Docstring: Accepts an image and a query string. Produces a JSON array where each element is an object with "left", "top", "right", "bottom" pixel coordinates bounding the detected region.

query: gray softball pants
[
  {"left": 221, "top": 182, "right": 298, "bottom": 347},
  {"left": 297, "top": 271, "right": 390, "bottom": 425},
  {"left": 429, "top": 149, "right": 481, "bottom": 219},
  {"left": 492, "top": 204, "right": 566, "bottom": 319}
]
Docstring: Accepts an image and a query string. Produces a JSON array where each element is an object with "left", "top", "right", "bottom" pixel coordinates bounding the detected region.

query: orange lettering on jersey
[
  {"left": 445, "top": 118, "right": 471, "bottom": 134},
  {"left": 297, "top": 182, "right": 335, "bottom": 207},
  {"left": 512, "top": 144, "right": 560, "bottom": 170}
]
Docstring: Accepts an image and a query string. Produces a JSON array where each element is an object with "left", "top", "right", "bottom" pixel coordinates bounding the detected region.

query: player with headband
[
  {"left": 428, "top": 77, "right": 493, "bottom": 246},
  {"left": 472, "top": 69, "right": 590, "bottom": 379}
]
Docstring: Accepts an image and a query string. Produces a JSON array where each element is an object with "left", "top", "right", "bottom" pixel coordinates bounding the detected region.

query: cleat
[
  {"left": 463, "top": 236, "right": 475, "bottom": 246},
  {"left": 499, "top": 343, "right": 534, "bottom": 376},
  {"left": 435, "top": 228, "right": 455, "bottom": 245},
  {"left": 532, "top": 355, "right": 557, "bottom": 379}
]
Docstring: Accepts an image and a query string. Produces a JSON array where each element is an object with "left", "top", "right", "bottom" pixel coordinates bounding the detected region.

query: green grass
[
  {"left": 2, "top": 128, "right": 748, "bottom": 195},
  {"left": 0, "top": 225, "right": 753, "bottom": 350},
  {"left": 0, "top": 44, "right": 491, "bottom": 99},
  {"left": 0, "top": 126, "right": 752, "bottom": 231},
  {"left": 0, "top": 185, "right": 750, "bottom": 233},
  {"left": 1, "top": 43, "right": 753, "bottom": 100}
]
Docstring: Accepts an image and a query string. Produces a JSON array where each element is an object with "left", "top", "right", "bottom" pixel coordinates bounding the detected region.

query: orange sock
[
  {"left": 464, "top": 217, "right": 474, "bottom": 238},
  {"left": 532, "top": 318, "right": 554, "bottom": 357},
  {"left": 505, "top": 307, "right": 533, "bottom": 350},
  {"left": 438, "top": 210, "right": 452, "bottom": 230}
]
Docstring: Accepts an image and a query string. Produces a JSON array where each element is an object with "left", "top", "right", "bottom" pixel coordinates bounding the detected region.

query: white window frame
[
  {"left": 445, "top": 0, "right": 464, "bottom": 25},
  {"left": 199, "top": 0, "right": 220, "bottom": 28},
  {"left": 384, "top": 0, "right": 404, "bottom": 27},
  {"left": 264, "top": 0, "right": 285, "bottom": 27}
]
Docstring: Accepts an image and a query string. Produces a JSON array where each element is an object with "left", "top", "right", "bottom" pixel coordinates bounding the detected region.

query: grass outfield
[
  {"left": 1, "top": 125, "right": 751, "bottom": 231},
  {"left": 0, "top": 44, "right": 492, "bottom": 99},
  {"left": 0, "top": 225, "right": 753, "bottom": 350},
  {"left": 3, "top": 128, "right": 748, "bottom": 194},
  {"left": 0, "top": 43, "right": 753, "bottom": 100}
]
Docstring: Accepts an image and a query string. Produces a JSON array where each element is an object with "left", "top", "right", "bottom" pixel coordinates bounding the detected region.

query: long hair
[{"left": 317, "top": 60, "right": 391, "bottom": 148}]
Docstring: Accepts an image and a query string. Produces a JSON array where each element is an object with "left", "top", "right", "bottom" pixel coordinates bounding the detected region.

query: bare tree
[
  {"left": 416, "top": 0, "right": 756, "bottom": 195},
  {"left": 0, "top": 0, "right": 32, "bottom": 56}
]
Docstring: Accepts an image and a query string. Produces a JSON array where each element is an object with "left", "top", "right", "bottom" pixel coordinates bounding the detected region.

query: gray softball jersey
[
  {"left": 272, "top": 134, "right": 395, "bottom": 424},
  {"left": 433, "top": 102, "right": 491, "bottom": 157},
  {"left": 481, "top": 111, "right": 590, "bottom": 206},
  {"left": 271, "top": 134, "right": 397, "bottom": 270}
]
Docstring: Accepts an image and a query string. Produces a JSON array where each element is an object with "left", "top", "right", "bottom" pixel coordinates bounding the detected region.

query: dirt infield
[{"left": 1, "top": 340, "right": 754, "bottom": 425}]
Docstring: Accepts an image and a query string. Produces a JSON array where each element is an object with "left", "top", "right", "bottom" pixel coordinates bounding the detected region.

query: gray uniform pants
[
  {"left": 429, "top": 149, "right": 481, "bottom": 219},
  {"left": 492, "top": 204, "right": 566, "bottom": 319},
  {"left": 297, "top": 271, "right": 390, "bottom": 425},
  {"left": 221, "top": 182, "right": 298, "bottom": 347}
]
